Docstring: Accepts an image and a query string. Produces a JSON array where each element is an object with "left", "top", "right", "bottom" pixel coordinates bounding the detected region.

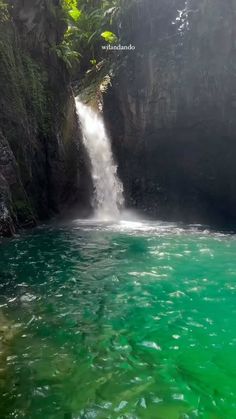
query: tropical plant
[
  {"left": 0, "top": 0, "right": 9, "bottom": 22},
  {"left": 54, "top": 0, "right": 138, "bottom": 70},
  {"left": 63, "top": 0, "right": 81, "bottom": 22},
  {"left": 59, "top": 0, "right": 126, "bottom": 69},
  {"left": 52, "top": 40, "right": 81, "bottom": 68},
  {"left": 101, "top": 30, "right": 118, "bottom": 44}
]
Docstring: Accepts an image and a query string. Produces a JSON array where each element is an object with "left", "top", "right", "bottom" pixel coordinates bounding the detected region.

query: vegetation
[
  {"left": 0, "top": 31, "right": 48, "bottom": 139},
  {"left": 0, "top": 0, "right": 9, "bottom": 22},
  {"left": 59, "top": 0, "right": 135, "bottom": 70}
]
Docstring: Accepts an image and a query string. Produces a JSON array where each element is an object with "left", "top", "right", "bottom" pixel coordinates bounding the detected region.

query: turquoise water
[{"left": 0, "top": 218, "right": 236, "bottom": 418}]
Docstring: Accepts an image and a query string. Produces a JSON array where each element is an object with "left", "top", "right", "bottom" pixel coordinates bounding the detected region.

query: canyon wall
[
  {"left": 104, "top": 0, "right": 236, "bottom": 226},
  {"left": 0, "top": 0, "right": 89, "bottom": 236}
]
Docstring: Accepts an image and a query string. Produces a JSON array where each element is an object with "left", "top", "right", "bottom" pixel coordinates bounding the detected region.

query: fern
[{"left": 59, "top": 0, "right": 136, "bottom": 70}]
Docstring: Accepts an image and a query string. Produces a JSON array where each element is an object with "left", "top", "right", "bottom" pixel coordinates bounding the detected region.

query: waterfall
[{"left": 75, "top": 99, "right": 124, "bottom": 220}]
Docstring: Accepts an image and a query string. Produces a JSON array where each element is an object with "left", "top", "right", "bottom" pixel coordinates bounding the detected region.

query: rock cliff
[
  {"left": 0, "top": 0, "right": 89, "bottom": 236},
  {"left": 104, "top": 0, "right": 236, "bottom": 226}
]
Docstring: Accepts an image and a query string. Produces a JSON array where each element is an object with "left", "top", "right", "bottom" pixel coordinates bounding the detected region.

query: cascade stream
[{"left": 75, "top": 99, "right": 124, "bottom": 220}]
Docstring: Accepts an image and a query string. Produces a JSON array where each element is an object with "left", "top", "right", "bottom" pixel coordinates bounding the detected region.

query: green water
[{"left": 0, "top": 219, "right": 236, "bottom": 419}]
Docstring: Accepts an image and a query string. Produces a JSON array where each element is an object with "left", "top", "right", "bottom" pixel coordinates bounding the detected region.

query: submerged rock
[
  {"left": 0, "top": 310, "right": 21, "bottom": 387},
  {"left": 0, "top": 310, "right": 21, "bottom": 345}
]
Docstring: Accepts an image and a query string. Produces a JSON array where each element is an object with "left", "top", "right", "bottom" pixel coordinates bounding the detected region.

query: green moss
[
  {"left": 21, "top": 54, "right": 49, "bottom": 135},
  {"left": 0, "top": 32, "right": 26, "bottom": 124},
  {"left": 0, "top": 26, "right": 51, "bottom": 142}
]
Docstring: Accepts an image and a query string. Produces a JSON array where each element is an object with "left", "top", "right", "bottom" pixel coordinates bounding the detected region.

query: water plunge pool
[{"left": 0, "top": 219, "right": 236, "bottom": 418}]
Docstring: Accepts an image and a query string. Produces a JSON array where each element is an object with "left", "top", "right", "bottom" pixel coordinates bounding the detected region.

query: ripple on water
[{"left": 0, "top": 220, "right": 235, "bottom": 418}]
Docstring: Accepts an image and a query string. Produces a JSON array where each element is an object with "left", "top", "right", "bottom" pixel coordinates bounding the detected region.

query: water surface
[{"left": 0, "top": 219, "right": 236, "bottom": 418}]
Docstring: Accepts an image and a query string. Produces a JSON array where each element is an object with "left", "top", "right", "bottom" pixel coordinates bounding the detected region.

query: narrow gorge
[{"left": 1, "top": 1, "right": 236, "bottom": 418}]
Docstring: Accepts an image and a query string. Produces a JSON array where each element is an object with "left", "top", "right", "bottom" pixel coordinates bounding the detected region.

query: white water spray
[{"left": 75, "top": 98, "right": 124, "bottom": 220}]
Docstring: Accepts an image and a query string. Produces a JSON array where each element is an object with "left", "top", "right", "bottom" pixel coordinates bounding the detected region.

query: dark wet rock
[
  {"left": 0, "top": 130, "right": 35, "bottom": 235},
  {"left": 103, "top": 0, "right": 236, "bottom": 226},
  {"left": 0, "top": 1, "right": 91, "bottom": 236},
  {"left": 0, "top": 174, "right": 15, "bottom": 237}
]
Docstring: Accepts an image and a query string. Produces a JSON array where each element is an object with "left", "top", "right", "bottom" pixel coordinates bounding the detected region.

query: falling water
[{"left": 75, "top": 99, "right": 124, "bottom": 220}]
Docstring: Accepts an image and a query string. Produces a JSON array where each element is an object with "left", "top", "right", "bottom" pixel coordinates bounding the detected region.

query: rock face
[
  {"left": 0, "top": 130, "right": 32, "bottom": 236},
  {"left": 104, "top": 0, "right": 236, "bottom": 226},
  {"left": 0, "top": 0, "right": 90, "bottom": 236}
]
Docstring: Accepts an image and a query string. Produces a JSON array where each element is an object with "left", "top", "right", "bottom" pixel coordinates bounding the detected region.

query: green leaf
[
  {"left": 90, "top": 59, "right": 97, "bottom": 65},
  {"left": 69, "top": 7, "right": 81, "bottom": 22},
  {"left": 101, "top": 31, "right": 118, "bottom": 44}
]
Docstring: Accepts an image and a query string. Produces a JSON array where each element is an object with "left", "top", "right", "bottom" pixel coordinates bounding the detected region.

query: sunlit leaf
[
  {"left": 69, "top": 7, "right": 81, "bottom": 22},
  {"left": 101, "top": 31, "right": 118, "bottom": 44}
]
